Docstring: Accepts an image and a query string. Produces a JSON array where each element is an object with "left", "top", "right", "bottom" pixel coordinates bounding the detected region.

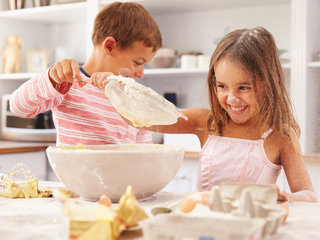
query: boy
[{"left": 10, "top": 2, "right": 162, "bottom": 145}]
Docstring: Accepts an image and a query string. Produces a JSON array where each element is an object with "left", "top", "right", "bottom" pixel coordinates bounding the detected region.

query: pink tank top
[{"left": 197, "top": 129, "right": 281, "bottom": 191}]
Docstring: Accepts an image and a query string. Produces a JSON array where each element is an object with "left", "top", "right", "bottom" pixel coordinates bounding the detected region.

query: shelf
[
  {"left": 308, "top": 61, "right": 320, "bottom": 68},
  {"left": 106, "top": 0, "right": 291, "bottom": 15},
  {"left": 0, "top": 0, "right": 291, "bottom": 24},
  {"left": 0, "top": 2, "right": 86, "bottom": 23},
  {"left": 144, "top": 68, "right": 208, "bottom": 77},
  {"left": 0, "top": 69, "right": 208, "bottom": 81},
  {"left": 0, "top": 73, "right": 37, "bottom": 81}
]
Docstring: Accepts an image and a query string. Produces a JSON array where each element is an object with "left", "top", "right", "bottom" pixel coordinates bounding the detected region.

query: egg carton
[
  {"left": 141, "top": 183, "right": 287, "bottom": 240},
  {"left": 206, "top": 183, "right": 287, "bottom": 237},
  {"left": 141, "top": 213, "right": 265, "bottom": 240}
]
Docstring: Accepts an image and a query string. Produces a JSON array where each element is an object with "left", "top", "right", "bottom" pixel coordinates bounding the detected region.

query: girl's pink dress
[{"left": 197, "top": 129, "right": 281, "bottom": 191}]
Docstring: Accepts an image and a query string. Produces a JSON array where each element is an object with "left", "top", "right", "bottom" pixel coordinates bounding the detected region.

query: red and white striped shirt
[{"left": 10, "top": 68, "right": 152, "bottom": 146}]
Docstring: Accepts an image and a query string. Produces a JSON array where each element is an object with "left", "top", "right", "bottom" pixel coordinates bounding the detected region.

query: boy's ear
[{"left": 103, "top": 37, "right": 117, "bottom": 55}]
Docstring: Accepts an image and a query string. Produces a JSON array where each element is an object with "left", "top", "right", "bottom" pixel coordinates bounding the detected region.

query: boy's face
[{"left": 107, "top": 41, "right": 156, "bottom": 79}]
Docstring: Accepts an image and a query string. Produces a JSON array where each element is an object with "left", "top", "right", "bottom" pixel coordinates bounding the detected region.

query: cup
[
  {"left": 197, "top": 55, "right": 211, "bottom": 69},
  {"left": 8, "top": 0, "right": 25, "bottom": 10},
  {"left": 181, "top": 55, "right": 198, "bottom": 69},
  {"left": 33, "top": 0, "right": 50, "bottom": 7}
]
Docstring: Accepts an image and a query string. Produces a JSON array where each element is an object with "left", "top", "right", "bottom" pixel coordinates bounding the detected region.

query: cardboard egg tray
[{"left": 141, "top": 183, "right": 288, "bottom": 240}]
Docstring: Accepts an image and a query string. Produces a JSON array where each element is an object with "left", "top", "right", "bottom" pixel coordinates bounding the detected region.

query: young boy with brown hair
[{"left": 10, "top": 2, "right": 162, "bottom": 145}]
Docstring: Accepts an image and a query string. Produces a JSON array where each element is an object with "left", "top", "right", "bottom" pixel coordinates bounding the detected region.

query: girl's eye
[
  {"left": 134, "top": 61, "right": 143, "bottom": 66},
  {"left": 217, "top": 84, "right": 226, "bottom": 89},
  {"left": 239, "top": 86, "right": 250, "bottom": 90}
]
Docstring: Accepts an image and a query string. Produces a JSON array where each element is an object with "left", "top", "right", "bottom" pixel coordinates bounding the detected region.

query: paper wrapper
[{"left": 64, "top": 185, "right": 147, "bottom": 240}]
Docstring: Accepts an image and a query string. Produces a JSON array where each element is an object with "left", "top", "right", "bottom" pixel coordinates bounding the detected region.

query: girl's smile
[{"left": 227, "top": 104, "right": 248, "bottom": 115}]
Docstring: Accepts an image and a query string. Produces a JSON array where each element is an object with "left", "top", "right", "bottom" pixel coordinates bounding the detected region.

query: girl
[{"left": 93, "top": 27, "right": 317, "bottom": 202}]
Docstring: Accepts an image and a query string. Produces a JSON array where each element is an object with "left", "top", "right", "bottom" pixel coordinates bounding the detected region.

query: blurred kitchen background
[{"left": 0, "top": 0, "right": 320, "bottom": 198}]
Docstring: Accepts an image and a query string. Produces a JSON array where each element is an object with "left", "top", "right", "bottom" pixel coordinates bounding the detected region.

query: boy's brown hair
[
  {"left": 207, "top": 27, "right": 300, "bottom": 149},
  {"left": 92, "top": 2, "right": 162, "bottom": 52}
]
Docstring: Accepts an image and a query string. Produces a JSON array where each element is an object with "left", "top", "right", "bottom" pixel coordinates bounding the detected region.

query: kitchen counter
[
  {"left": 0, "top": 140, "right": 55, "bottom": 154},
  {"left": 0, "top": 181, "right": 320, "bottom": 240}
]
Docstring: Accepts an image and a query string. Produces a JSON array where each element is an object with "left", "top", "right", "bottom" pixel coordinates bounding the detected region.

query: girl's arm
[
  {"left": 118, "top": 107, "right": 210, "bottom": 146},
  {"left": 280, "top": 133, "right": 318, "bottom": 202},
  {"left": 145, "top": 108, "right": 210, "bottom": 143}
]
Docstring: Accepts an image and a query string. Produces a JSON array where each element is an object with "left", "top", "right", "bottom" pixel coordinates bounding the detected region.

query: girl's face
[
  {"left": 214, "top": 58, "right": 261, "bottom": 125},
  {"left": 108, "top": 41, "right": 156, "bottom": 79}
]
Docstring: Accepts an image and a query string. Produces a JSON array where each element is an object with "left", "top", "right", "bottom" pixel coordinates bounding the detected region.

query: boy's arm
[
  {"left": 10, "top": 59, "right": 80, "bottom": 118},
  {"left": 136, "top": 129, "right": 153, "bottom": 143},
  {"left": 10, "top": 68, "right": 71, "bottom": 118}
]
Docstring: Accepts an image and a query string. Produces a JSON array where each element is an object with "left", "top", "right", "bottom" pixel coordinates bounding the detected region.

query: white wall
[
  {"left": 153, "top": 4, "right": 291, "bottom": 57},
  {"left": 140, "top": 74, "right": 209, "bottom": 109},
  {"left": 142, "top": 3, "right": 291, "bottom": 109},
  {"left": 0, "top": 20, "right": 50, "bottom": 72},
  {"left": 49, "top": 21, "right": 87, "bottom": 65}
]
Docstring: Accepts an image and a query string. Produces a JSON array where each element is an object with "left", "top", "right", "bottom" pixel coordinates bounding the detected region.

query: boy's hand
[
  {"left": 49, "top": 59, "right": 81, "bottom": 85},
  {"left": 91, "top": 72, "right": 113, "bottom": 89},
  {"left": 90, "top": 68, "right": 132, "bottom": 89}
]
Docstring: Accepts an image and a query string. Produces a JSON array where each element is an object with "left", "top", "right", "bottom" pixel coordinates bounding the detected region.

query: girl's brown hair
[
  {"left": 92, "top": 2, "right": 162, "bottom": 51},
  {"left": 207, "top": 27, "right": 300, "bottom": 149}
]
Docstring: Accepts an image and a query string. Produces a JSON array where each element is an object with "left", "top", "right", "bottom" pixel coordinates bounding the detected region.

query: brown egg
[
  {"left": 181, "top": 198, "right": 196, "bottom": 213},
  {"left": 98, "top": 195, "right": 112, "bottom": 207}
]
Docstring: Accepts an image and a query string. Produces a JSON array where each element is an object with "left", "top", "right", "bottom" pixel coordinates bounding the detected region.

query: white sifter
[
  {"left": 80, "top": 74, "right": 187, "bottom": 127},
  {"left": 105, "top": 75, "right": 187, "bottom": 127}
]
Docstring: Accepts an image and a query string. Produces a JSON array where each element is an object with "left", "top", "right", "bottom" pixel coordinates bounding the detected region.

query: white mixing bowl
[{"left": 46, "top": 144, "right": 184, "bottom": 202}]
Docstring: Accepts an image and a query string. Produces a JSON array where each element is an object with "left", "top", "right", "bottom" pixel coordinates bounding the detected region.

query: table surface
[{"left": 0, "top": 181, "right": 320, "bottom": 240}]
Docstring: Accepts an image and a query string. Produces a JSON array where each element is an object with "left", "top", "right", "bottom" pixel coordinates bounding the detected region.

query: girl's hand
[
  {"left": 49, "top": 59, "right": 80, "bottom": 85},
  {"left": 272, "top": 184, "right": 289, "bottom": 201},
  {"left": 91, "top": 72, "right": 113, "bottom": 89}
]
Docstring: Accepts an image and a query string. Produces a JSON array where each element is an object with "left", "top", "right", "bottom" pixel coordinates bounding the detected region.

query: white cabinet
[
  {"left": 291, "top": 0, "right": 320, "bottom": 154},
  {"left": 164, "top": 157, "right": 198, "bottom": 192},
  {"left": 0, "top": 0, "right": 319, "bottom": 154}
]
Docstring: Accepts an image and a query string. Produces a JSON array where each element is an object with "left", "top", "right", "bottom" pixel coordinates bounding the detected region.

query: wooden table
[{"left": 0, "top": 140, "right": 55, "bottom": 154}]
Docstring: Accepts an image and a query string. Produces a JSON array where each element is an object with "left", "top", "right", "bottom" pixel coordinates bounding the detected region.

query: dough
[{"left": 105, "top": 75, "right": 187, "bottom": 127}]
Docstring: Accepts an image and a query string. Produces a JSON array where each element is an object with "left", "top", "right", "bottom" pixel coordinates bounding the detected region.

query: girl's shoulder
[{"left": 266, "top": 128, "right": 300, "bottom": 151}]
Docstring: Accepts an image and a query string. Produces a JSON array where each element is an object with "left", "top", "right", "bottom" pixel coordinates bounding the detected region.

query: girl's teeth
[{"left": 230, "top": 105, "right": 246, "bottom": 112}]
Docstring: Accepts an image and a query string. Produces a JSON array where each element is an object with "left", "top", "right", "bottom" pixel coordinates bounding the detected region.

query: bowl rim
[{"left": 46, "top": 143, "right": 184, "bottom": 153}]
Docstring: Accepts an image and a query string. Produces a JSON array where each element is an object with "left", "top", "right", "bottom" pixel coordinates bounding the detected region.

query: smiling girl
[{"left": 142, "top": 27, "right": 316, "bottom": 202}]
